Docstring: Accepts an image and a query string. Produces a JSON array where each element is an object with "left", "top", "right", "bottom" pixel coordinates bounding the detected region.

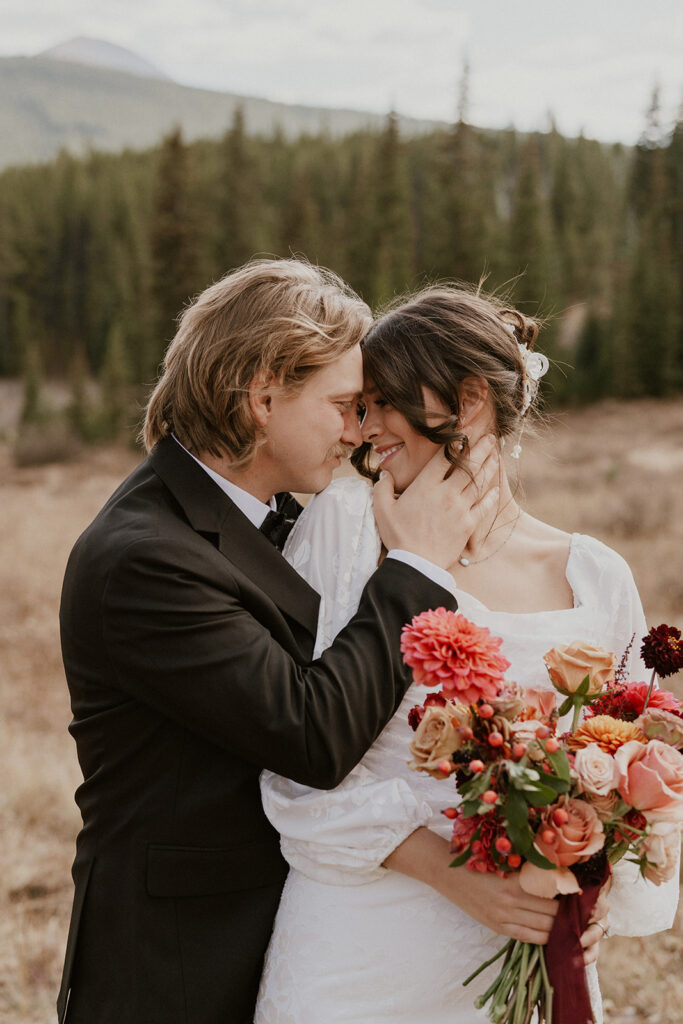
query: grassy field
[{"left": 1, "top": 397, "right": 681, "bottom": 1023}]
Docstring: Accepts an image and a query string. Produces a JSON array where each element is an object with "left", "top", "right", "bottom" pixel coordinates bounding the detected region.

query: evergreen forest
[{"left": 1, "top": 90, "right": 681, "bottom": 449}]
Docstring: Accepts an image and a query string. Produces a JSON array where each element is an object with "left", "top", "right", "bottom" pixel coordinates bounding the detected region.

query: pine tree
[
  {"left": 217, "top": 107, "right": 261, "bottom": 272},
  {"left": 626, "top": 88, "right": 680, "bottom": 395},
  {"left": 371, "top": 112, "right": 414, "bottom": 304},
  {"left": 508, "top": 135, "right": 552, "bottom": 310},
  {"left": 150, "top": 128, "right": 203, "bottom": 347},
  {"left": 99, "top": 321, "right": 131, "bottom": 438}
]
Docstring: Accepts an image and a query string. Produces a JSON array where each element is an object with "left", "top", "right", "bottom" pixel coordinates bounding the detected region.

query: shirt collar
[{"left": 172, "top": 435, "right": 276, "bottom": 529}]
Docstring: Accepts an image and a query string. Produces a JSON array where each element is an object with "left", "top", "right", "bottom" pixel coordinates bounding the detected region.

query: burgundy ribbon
[{"left": 544, "top": 863, "right": 611, "bottom": 1024}]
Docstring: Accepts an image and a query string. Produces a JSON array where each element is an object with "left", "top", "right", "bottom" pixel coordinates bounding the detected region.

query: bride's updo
[{"left": 352, "top": 283, "right": 543, "bottom": 481}]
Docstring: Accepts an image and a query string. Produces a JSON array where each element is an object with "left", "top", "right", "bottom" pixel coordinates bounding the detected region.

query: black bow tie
[{"left": 259, "top": 493, "right": 301, "bottom": 550}]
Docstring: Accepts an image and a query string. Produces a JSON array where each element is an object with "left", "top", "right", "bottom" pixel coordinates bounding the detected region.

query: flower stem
[
  {"left": 538, "top": 947, "right": 553, "bottom": 1024},
  {"left": 512, "top": 942, "right": 530, "bottom": 1024},
  {"left": 642, "top": 667, "right": 657, "bottom": 712},
  {"left": 571, "top": 697, "right": 583, "bottom": 733},
  {"left": 463, "top": 938, "right": 514, "bottom": 986}
]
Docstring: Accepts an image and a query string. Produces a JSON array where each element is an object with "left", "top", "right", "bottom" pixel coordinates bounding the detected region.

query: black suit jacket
[{"left": 57, "top": 436, "right": 457, "bottom": 1024}]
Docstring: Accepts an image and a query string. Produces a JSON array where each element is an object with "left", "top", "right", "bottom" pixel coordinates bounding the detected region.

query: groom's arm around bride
[{"left": 57, "top": 259, "right": 497, "bottom": 1024}]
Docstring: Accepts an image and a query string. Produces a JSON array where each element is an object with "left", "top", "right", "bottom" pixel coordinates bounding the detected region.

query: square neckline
[{"left": 451, "top": 533, "right": 582, "bottom": 617}]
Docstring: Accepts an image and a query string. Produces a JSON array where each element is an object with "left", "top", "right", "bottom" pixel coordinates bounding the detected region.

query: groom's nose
[
  {"left": 341, "top": 408, "right": 363, "bottom": 448},
  {"left": 360, "top": 411, "right": 380, "bottom": 443}
]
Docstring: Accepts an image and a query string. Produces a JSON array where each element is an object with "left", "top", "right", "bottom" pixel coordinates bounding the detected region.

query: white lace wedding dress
[{"left": 255, "top": 477, "right": 679, "bottom": 1024}]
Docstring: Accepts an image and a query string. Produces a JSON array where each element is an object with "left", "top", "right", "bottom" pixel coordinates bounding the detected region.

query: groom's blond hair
[{"left": 143, "top": 258, "right": 371, "bottom": 465}]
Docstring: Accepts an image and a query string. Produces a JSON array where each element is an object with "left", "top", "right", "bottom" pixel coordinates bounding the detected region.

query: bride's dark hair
[{"left": 351, "top": 282, "right": 541, "bottom": 481}]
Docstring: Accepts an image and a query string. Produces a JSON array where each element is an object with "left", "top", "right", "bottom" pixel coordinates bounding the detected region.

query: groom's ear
[
  {"left": 249, "top": 371, "right": 277, "bottom": 427},
  {"left": 458, "top": 376, "right": 489, "bottom": 428}
]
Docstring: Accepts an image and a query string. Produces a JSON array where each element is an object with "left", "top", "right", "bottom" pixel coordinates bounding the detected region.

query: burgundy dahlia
[{"left": 641, "top": 624, "right": 683, "bottom": 679}]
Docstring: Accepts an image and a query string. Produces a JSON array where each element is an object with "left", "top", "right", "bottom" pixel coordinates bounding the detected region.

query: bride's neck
[{"left": 460, "top": 465, "right": 519, "bottom": 560}]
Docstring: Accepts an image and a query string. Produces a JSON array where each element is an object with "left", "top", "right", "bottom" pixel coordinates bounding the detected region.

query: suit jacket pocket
[{"left": 146, "top": 839, "right": 288, "bottom": 899}]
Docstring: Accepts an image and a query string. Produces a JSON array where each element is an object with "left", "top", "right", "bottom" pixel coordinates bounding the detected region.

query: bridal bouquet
[{"left": 402, "top": 612, "right": 683, "bottom": 1024}]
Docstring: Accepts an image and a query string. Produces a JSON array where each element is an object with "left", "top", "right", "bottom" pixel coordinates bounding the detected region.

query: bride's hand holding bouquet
[{"left": 402, "top": 611, "right": 683, "bottom": 1024}]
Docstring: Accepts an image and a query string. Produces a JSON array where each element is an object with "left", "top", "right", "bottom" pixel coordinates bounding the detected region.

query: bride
[{"left": 255, "top": 285, "right": 679, "bottom": 1023}]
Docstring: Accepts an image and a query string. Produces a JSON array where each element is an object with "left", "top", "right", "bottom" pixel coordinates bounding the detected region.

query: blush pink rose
[
  {"left": 641, "top": 822, "right": 682, "bottom": 885},
  {"left": 573, "top": 743, "right": 620, "bottom": 796},
  {"left": 535, "top": 798, "right": 605, "bottom": 868},
  {"left": 614, "top": 740, "right": 683, "bottom": 823}
]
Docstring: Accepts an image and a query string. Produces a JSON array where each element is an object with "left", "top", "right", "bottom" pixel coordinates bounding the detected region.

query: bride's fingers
[{"left": 497, "top": 908, "right": 558, "bottom": 945}]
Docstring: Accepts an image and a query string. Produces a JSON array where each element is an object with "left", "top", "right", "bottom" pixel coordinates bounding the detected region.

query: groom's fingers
[{"left": 372, "top": 470, "right": 396, "bottom": 519}]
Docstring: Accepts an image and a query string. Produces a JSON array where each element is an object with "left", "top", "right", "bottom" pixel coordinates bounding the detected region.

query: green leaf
[
  {"left": 524, "top": 845, "right": 557, "bottom": 871},
  {"left": 576, "top": 674, "right": 591, "bottom": 696},
  {"left": 449, "top": 849, "right": 471, "bottom": 868},
  {"left": 502, "top": 788, "right": 534, "bottom": 854},
  {"left": 534, "top": 769, "right": 571, "bottom": 795},
  {"left": 558, "top": 696, "right": 574, "bottom": 717},
  {"left": 544, "top": 748, "right": 571, "bottom": 783},
  {"left": 523, "top": 782, "right": 560, "bottom": 806}
]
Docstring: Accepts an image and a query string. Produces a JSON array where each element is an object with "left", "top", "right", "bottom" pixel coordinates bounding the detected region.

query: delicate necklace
[{"left": 458, "top": 508, "right": 522, "bottom": 567}]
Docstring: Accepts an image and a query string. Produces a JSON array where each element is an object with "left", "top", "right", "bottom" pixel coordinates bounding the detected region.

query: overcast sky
[{"left": 2, "top": 0, "right": 681, "bottom": 143}]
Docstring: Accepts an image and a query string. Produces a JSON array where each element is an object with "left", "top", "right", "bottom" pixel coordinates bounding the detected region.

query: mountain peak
[{"left": 39, "top": 36, "right": 170, "bottom": 80}]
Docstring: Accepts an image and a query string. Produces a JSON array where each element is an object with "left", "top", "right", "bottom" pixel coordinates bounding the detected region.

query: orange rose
[
  {"left": 407, "top": 702, "right": 467, "bottom": 779},
  {"left": 544, "top": 643, "right": 616, "bottom": 696},
  {"left": 535, "top": 798, "right": 605, "bottom": 867}
]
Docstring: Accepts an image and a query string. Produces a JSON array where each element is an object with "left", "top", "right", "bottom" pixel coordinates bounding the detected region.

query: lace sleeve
[
  {"left": 584, "top": 538, "right": 681, "bottom": 935},
  {"left": 260, "top": 476, "right": 433, "bottom": 884}
]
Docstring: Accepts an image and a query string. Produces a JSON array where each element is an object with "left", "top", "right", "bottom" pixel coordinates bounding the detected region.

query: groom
[{"left": 57, "top": 259, "right": 497, "bottom": 1024}]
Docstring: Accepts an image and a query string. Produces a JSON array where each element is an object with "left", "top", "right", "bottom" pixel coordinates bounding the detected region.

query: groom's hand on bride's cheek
[{"left": 372, "top": 434, "right": 500, "bottom": 570}]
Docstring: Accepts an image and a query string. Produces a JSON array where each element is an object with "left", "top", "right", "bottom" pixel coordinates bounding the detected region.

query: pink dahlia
[
  {"left": 401, "top": 608, "right": 509, "bottom": 704},
  {"left": 624, "top": 681, "right": 682, "bottom": 718}
]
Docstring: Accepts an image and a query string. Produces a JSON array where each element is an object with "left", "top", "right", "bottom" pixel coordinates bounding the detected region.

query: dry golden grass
[{"left": 1, "top": 398, "right": 681, "bottom": 1023}]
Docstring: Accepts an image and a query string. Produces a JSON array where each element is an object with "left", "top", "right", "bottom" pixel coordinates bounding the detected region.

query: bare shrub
[{"left": 12, "top": 420, "right": 83, "bottom": 468}]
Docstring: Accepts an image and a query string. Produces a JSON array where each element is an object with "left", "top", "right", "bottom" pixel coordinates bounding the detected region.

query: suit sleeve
[{"left": 100, "top": 535, "right": 455, "bottom": 790}]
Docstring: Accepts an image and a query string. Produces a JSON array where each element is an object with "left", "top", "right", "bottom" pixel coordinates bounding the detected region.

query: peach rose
[
  {"left": 535, "top": 798, "right": 605, "bottom": 867},
  {"left": 614, "top": 740, "right": 683, "bottom": 823},
  {"left": 524, "top": 688, "right": 557, "bottom": 720},
  {"left": 641, "top": 822, "right": 682, "bottom": 885},
  {"left": 544, "top": 643, "right": 616, "bottom": 695},
  {"left": 573, "top": 743, "right": 620, "bottom": 796},
  {"left": 407, "top": 702, "right": 466, "bottom": 778}
]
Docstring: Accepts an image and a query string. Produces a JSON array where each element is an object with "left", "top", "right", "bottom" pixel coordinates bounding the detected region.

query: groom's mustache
[{"left": 327, "top": 443, "right": 356, "bottom": 460}]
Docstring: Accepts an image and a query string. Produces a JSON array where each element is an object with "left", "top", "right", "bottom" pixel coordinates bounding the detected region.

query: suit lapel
[{"left": 149, "top": 437, "right": 320, "bottom": 641}]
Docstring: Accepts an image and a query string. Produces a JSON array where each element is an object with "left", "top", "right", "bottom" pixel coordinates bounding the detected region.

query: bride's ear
[{"left": 458, "top": 377, "right": 489, "bottom": 428}]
